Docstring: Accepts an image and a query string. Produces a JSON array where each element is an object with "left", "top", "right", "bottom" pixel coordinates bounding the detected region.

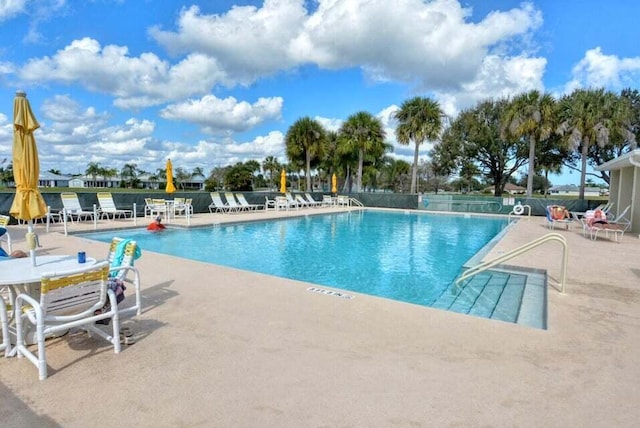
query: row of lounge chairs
[
  {"left": 544, "top": 203, "right": 631, "bottom": 243},
  {"left": 208, "top": 192, "right": 340, "bottom": 213}
]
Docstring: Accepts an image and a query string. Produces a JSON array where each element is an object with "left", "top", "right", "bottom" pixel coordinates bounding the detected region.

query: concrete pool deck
[{"left": 1, "top": 208, "right": 639, "bottom": 427}]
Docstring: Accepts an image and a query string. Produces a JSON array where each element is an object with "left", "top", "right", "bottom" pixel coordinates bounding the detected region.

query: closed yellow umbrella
[
  {"left": 280, "top": 169, "right": 286, "bottom": 193},
  {"left": 165, "top": 158, "right": 176, "bottom": 193},
  {"left": 10, "top": 90, "right": 47, "bottom": 266},
  {"left": 331, "top": 173, "right": 337, "bottom": 193}
]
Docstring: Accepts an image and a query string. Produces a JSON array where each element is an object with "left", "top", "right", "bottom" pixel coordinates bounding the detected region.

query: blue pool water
[{"left": 80, "top": 210, "right": 509, "bottom": 309}]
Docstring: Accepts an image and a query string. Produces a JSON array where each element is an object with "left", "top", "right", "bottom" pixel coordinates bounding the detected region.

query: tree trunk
[
  {"left": 305, "top": 152, "right": 312, "bottom": 192},
  {"left": 579, "top": 137, "right": 589, "bottom": 200},
  {"left": 411, "top": 144, "right": 420, "bottom": 193},
  {"left": 526, "top": 136, "right": 536, "bottom": 197},
  {"left": 357, "top": 149, "right": 364, "bottom": 192}
]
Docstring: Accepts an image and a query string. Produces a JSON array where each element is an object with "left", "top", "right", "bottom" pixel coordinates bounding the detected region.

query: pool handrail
[{"left": 455, "top": 232, "right": 568, "bottom": 294}]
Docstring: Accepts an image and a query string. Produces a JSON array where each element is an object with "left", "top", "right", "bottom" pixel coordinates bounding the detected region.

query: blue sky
[{"left": 1, "top": 0, "right": 639, "bottom": 186}]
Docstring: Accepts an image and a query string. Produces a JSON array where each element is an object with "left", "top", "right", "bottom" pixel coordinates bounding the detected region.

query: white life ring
[{"left": 513, "top": 204, "right": 524, "bottom": 215}]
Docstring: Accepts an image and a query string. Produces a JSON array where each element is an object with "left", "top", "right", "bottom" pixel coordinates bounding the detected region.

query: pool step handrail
[
  {"left": 348, "top": 197, "right": 364, "bottom": 207},
  {"left": 455, "top": 233, "right": 568, "bottom": 293}
]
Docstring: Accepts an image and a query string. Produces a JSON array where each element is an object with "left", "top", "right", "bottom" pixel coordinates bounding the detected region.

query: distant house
[
  {"left": 483, "top": 183, "right": 526, "bottom": 195},
  {"left": 504, "top": 183, "right": 526, "bottom": 195},
  {"left": 548, "top": 185, "right": 602, "bottom": 197},
  {"left": 38, "top": 171, "right": 70, "bottom": 187}
]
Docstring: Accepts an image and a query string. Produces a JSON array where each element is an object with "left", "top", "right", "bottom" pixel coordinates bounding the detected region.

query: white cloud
[
  {"left": 565, "top": 47, "right": 640, "bottom": 93},
  {"left": 151, "top": 0, "right": 543, "bottom": 92},
  {"left": 20, "top": 38, "right": 227, "bottom": 108},
  {"left": 150, "top": 2, "right": 307, "bottom": 83},
  {"left": 160, "top": 94, "right": 283, "bottom": 133},
  {"left": 434, "top": 54, "right": 547, "bottom": 116},
  {"left": 0, "top": 0, "right": 26, "bottom": 21}
]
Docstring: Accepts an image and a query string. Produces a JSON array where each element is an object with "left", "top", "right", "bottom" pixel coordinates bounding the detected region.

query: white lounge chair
[
  {"left": 284, "top": 193, "right": 300, "bottom": 210},
  {"left": 60, "top": 192, "right": 96, "bottom": 222},
  {"left": 15, "top": 261, "right": 121, "bottom": 380},
  {"left": 224, "top": 192, "right": 245, "bottom": 213},
  {"left": 97, "top": 192, "right": 133, "bottom": 221},
  {"left": 236, "top": 194, "right": 261, "bottom": 211},
  {"left": 609, "top": 204, "right": 631, "bottom": 231},
  {"left": 545, "top": 205, "right": 572, "bottom": 230},
  {"left": 209, "top": 192, "right": 233, "bottom": 213},
  {"left": 295, "top": 194, "right": 311, "bottom": 208},
  {"left": 304, "top": 193, "right": 322, "bottom": 207}
]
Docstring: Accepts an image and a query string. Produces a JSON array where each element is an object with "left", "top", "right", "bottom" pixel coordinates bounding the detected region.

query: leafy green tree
[
  {"left": 557, "top": 88, "right": 636, "bottom": 199},
  {"left": 432, "top": 99, "right": 528, "bottom": 196},
  {"left": 224, "top": 162, "right": 255, "bottom": 191},
  {"left": 174, "top": 167, "right": 191, "bottom": 190},
  {"left": 285, "top": 117, "right": 326, "bottom": 192},
  {"left": 393, "top": 96, "right": 444, "bottom": 193},
  {"left": 502, "top": 90, "right": 556, "bottom": 197},
  {"left": 338, "top": 111, "right": 386, "bottom": 192}
]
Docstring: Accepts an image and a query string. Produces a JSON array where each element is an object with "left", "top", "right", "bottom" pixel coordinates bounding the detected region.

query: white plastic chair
[
  {"left": 15, "top": 261, "right": 121, "bottom": 380},
  {"left": 106, "top": 237, "right": 142, "bottom": 318},
  {"left": 0, "top": 286, "right": 12, "bottom": 357},
  {"left": 97, "top": 192, "right": 133, "bottom": 220},
  {"left": 60, "top": 192, "right": 96, "bottom": 223}
]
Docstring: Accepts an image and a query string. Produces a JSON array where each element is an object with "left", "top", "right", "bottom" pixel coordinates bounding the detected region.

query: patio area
[{"left": 1, "top": 209, "right": 639, "bottom": 426}]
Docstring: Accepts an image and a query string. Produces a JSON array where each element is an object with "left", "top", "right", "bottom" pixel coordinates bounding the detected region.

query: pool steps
[{"left": 433, "top": 267, "right": 546, "bottom": 329}]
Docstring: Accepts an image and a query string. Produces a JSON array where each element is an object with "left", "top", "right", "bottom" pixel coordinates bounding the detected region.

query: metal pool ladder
[{"left": 455, "top": 233, "right": 568, "bottom": 294}]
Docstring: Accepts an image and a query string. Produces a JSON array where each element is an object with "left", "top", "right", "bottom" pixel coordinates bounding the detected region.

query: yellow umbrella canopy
[
  {"left": 10, "top": 90, "right": 47, "bottom": 265},
  {"left": 165, "top": 158, "right": 176, "bottom": 193},
  {"left": 331, "top": 173, "right": 337, "bottom": 193},
  {"left": 280, "top": 169, "right": 286, "bottom": 193}
]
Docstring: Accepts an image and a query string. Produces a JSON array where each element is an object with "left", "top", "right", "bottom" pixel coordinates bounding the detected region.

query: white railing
[
  {"left": 348, "top": 197, "right": 364, "bottom": 207},
  {"left": 507, "top": 204, "right": 531, "bottom": 222},
  {"left": 455, "top": 233, "right": 568, "bottom": 294}
]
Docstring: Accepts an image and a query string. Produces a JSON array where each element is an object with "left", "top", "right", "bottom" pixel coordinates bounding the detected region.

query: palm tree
[
  {"left": 121, "top": 163, "right": 138, "bottom": 188},
  {"left": 502, "top": 90, "right": 556, "bottom": 197},
  {"left": 339, "top": 111, "right": 386, "bottom": 192},
  {"left": 86, "top": 162, "right": 102, "bottom": 187},
  {"left": 262, "top": 156, "right": 281, "bottom": 190},
  {"left": 285, "top": 117, "right": 326, "bottom": 192},
  {"left": 557, "top": 88, "right": 635, "bottom": 199},
  {"left": 393, "top": 96, "right": 444, "bottom": 193}
]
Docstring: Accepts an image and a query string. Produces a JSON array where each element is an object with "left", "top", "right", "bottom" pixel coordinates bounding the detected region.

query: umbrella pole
[{"left": 26, "top": 220, "right": 36, "bottom": 266}]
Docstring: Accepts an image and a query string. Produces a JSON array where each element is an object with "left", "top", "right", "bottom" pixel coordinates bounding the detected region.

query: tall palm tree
[
  {"left": 393, "top": 96, "right": 444, "bottom": 193},
  {"left": 121, "top": 163, "right": 138, "bottom": 188},
  {"left": 86, "top": 162, "right": 102, "bottom": 187},
  {"left": 339, "top": 111, "right": 386, "bottom": 192},
  {"left": 502, "top": 90, "right": 556, "bottom": 197},
  {"left": 262, "top": 156, "right": 281, "bottom": 190},
  {"left": 557, "top": 88, "right": 635, "bottom": 199},
  {"left": 285, "top": 117, "right": 326, "bottom": 192}
]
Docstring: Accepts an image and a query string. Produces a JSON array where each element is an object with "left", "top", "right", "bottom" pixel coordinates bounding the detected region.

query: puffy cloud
[
  {"left": 150, "top": 2, "right": 307, "bottom": 83},
  {"left": 151, "top": 0, "right": 543, "bottom": 91},
  {"left": 160, "top": 94, "right": 283, "bottom": 133},
  {"left": 565, "top": 47, "right": 640, "bottom": 93},
  {"left": 434, "top": 54, "right": 547, "bottom": 116},
  {"left": 0, "top": 0, "right": 26, "bottom": 21},
  {"left": 20, "top": 38, "right": 227, "bottom": 108}
]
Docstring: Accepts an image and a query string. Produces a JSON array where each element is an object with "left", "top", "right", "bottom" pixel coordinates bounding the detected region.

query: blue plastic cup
[{"left": 78, "top": 251, "right": 86, "bottom": 263}]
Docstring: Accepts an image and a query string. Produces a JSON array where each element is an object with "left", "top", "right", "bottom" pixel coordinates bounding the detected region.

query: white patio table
[{"left": 0, "top": 254, "right": 97, "bottom": 349}]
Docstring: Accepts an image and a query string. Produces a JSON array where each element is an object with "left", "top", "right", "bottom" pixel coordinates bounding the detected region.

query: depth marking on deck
[{"left": 307, "top": 287, "right": 354, "bottom": 300}]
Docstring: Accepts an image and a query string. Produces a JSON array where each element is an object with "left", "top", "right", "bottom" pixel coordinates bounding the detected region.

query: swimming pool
[{"left": 79, "top": 210, "right": 529, "bottom": 319}]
